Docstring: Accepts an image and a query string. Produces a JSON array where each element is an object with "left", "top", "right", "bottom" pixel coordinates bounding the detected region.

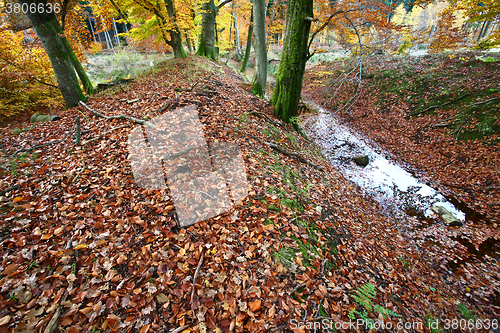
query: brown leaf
[
  {"left": 140, "top": 324, "right": 150, "bottom": 333},
  {"left": 248, "top": 299, "right": 261, "bottom": 312},
  {"left": 2, "top": 263, "right": 19, "bottom": 276}
]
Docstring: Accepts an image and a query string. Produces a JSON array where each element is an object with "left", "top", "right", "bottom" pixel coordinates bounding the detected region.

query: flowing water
[{"left": 301, "top": 101, "right": 466, "bottom": 223}]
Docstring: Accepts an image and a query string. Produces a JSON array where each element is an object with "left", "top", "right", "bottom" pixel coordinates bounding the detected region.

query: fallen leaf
[
  {"left": 0, "top": 315, "right": 11, "bottom": 325},
  {"left": 248, "top": 299, "right": 261, "bottom": 312},
  {"left": 2, "top": 263, "right": 19, "bottom": 276},
  {"left": 74, "top": 244, "right": 87, "bottom": 250}
]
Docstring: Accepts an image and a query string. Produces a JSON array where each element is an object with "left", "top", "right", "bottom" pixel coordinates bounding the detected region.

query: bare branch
[
  {"left": 217, "top": 0, "right": 233, "bottom": 10},
  {"left": 307, "top": 9, "right": 360, "bottom": 60}
]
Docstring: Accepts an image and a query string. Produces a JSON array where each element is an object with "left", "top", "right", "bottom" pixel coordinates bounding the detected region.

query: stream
[
  {"left": 300, "top": 101, "right": 466, "bottom": 224},
  {"left": 301, "top": 101, "right": 500, "bottom": 309}
]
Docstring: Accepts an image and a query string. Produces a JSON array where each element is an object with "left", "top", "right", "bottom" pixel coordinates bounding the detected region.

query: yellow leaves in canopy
[{"left": 0, "top": 29, "right": 62, "bottom": 120}]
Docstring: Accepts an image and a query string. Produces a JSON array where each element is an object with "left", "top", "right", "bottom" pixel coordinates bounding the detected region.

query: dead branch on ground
[
  {"left": 79, "top": 101, "right": 156, "bottom": 128},
  {"left": 227, "top": 126, "right": 324, "bottom": 171}
]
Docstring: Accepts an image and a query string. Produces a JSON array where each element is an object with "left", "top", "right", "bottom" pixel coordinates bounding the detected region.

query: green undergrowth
[{"left": 366, "top": 53, "right": 500, "bottom": 142}]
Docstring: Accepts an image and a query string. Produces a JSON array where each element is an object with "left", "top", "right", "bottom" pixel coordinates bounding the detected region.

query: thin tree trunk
[
  {"left": 240, "top": 9, "right": 253, "bottom": 73},
  {"left": 477, "top": 21, "right": 486, "bottom": 42},
  {"left": 88, "top": 16, "right": 97, "bottom": 42},
  {"left": 113, "top": 19, "right": 121, "bottom": 47},
  {"left": 270, "top": 0, "right": 312, "bottom": 123},
  {"left": 252, "top": 0, "right": 267, "bottom": 97},
  {"left": 233, "top": 12, "right": 241, "bottom": 60},
  {"left": 481, "top": 21, "right": 492, "bottom": 40},
  {"left": 19, "top": 0, "right": 86, "bottom": 108},
  {"left": 226, "top": 14, "right": 233, "bottom": 63}
]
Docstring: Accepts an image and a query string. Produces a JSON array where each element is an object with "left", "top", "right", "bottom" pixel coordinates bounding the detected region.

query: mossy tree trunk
[
  {"left": 270, "top": 0, "right": 312, "bottom": 123},
  {"left": 197, "top": 0, "right": 217, "bottom": 60},
  {"left": 252, "top": 0, "right": 267, "bottom": 97},
  {"left": 19, "top": 0, "right": 87, "bottom": 108},
  {"left": 61, "top": 38, "right": 94, "bottom": 94}
]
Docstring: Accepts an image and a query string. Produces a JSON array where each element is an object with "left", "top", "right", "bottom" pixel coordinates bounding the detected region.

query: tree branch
[
  {"left": 79, "top": 101, "right": 157, "bottom": 128},
  {"left": 307, "top": 9, "right": 359, "bottom": 60},
  {"left": 217, "top": 0, "right": 233, "bottom": 10},
  {"left": 227, "top": 126, "right": 324, "bottom": 171},
  {"left": 405, "top": 94, "right": 472, "bottom": 118}
]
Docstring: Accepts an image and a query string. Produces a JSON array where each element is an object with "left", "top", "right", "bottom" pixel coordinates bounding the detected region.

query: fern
[
  {"left": 353, "top": 283, "right": 377, "bottom": 312},
  {"left": 349, "top": 283, "right": 401, "bottom": 324}
]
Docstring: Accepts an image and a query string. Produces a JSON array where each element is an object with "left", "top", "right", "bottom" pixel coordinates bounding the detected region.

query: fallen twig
[
  {"left": 72, "top": 158, "right": 86, "bottom": 183},
  {"left": 191, "top": 252, "right": 205, "bottom": 316},
  {"left": 175, "top": 82, "right": 199, "bottom": 92},
  {"left": 75, "top": 117, "right": 81, "bottom": 145},
  {"left": 227, "top": 126, "right": 324, "bottom": 171},
  {"left": 0, "top": 184, "right": 21, "bottom": 196},
  {"left": 167, "top": 326, "right": 188, "bottom": 333},
  {"left": 467, "top": 96, "right": 498, "bottom": 108},
  {"left": 43, "top": 239, "right": 74, "bottom": 333},
  {"left": 79, "top": 101, "right": 156, "bottom": 128}
]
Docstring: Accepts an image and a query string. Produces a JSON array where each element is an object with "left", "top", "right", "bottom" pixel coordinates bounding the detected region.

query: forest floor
[{"left": 0, "top": 55, "right": 498, "bottom": 333}]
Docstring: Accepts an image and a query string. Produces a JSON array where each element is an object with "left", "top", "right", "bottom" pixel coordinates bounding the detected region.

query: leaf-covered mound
[{"left": 0, "top": 55, "right": 498, "bottom": 332}]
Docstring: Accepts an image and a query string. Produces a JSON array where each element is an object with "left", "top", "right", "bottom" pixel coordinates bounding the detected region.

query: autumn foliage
[{"left": 0, "top": 29, "right": 62, "bottom": 121}]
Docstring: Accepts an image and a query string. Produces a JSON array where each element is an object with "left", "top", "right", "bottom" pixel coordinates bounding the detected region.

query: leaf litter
[{"left": 0, "top": 55, "right": 498, "bottom": 332}]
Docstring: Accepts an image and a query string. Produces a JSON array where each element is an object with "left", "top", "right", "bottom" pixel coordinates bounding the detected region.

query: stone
[
  {"left": 431, "top": 205, "right": 463, "bottom": 226},
  {"left": 30, "top": 114, "right": 61, "bottom": 123},
  {"left": 353, "top": 155, "right": 369, "bottom": 167}
]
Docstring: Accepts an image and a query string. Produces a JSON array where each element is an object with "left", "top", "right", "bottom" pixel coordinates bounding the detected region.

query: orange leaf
[
  {"left": 12, "top": 196, "right": 23, "bottom": 203},
  {"left": 60, "top": 317, "right": 73, "bottom": 326},
  {"left": 248, "top": 299, "right": 261, "bottom": 312},
  {"left": 140, "top": 324, "right": 150, "bottom": 333}
]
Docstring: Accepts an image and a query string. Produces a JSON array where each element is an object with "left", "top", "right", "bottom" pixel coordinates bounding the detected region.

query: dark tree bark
[
  {"left": 270, "top": 0, "right": 312, "bottom": 123},
  {"left": 19, "top": 0, "right": 88, "bottom": 108},
  {"left": 252, "top": 0, "right": 267, "bottom": 97},
  {"left": 197, "top": 0, "right": 217, "bottom": 60}
]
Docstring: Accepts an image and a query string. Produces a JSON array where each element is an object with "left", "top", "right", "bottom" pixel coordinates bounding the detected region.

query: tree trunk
[
  {"left": 252, "top": 0, "right": 267, "bottom": 97},
  {"left": 480, "top": 21, "right": 492, "bottom": 40},
  {"left": 19, "top": 0, "right": 86, "bottom": 108},
  {"left": 270, "top": 0, "right": 312, "bottom": 123},
  {"left": 240, "top": 9, "right": 253, "bottom": 73},
  {"left": 61, "top": 35, "right": 94, "bottom": 94},
  {"left": 233, "top": 12, "right": 241, "bottom": 60},
  {"left": 163, "top": 0, "right": 187, "bottom": 58},
  {"left": 197, "top": 0, "right": 217, "bottom": 60}
]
